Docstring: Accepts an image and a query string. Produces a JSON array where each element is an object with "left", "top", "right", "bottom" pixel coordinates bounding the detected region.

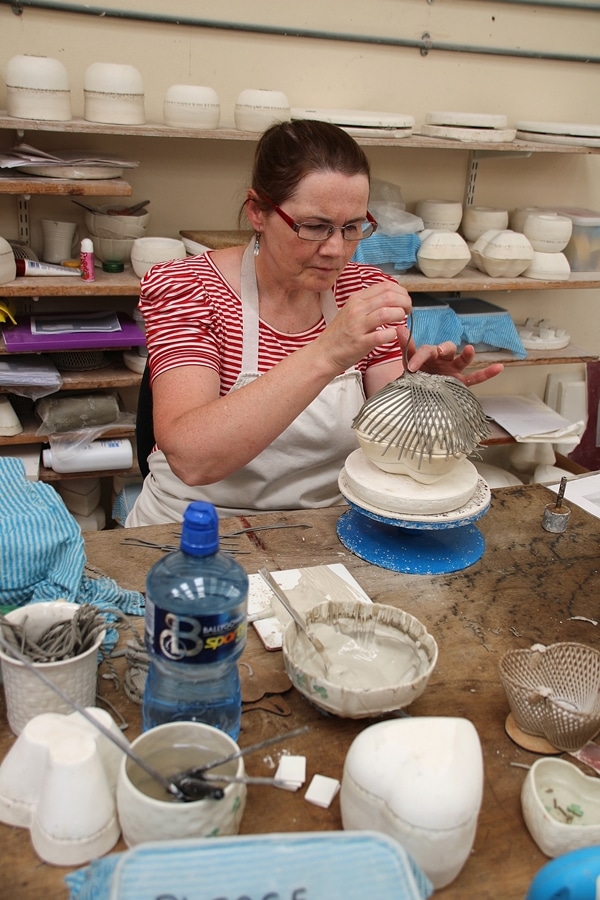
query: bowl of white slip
[{"left": 282, "top": 599, "right": 438, "bottom": 718}]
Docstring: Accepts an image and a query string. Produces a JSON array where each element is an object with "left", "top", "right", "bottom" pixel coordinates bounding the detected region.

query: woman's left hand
[{"left": 399, "top": 328, "right": 504, "bottom": 387}]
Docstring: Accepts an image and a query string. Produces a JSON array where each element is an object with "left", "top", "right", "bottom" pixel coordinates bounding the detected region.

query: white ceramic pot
[
  {"left": 415, "top": 199, "right": 463, "bottom": 232},
  {"left": 522, "top": 213, "right": 573, "bottom": 252},
  {"left": 416, "top": 229, "right": 471, "bottom": 278},
  {"left": 476, "top": 229, "right": 534, "bottom": 278},
  {"left": 164, "top": 85, "right": 220, "bottom": 129},
  {"left": 0, "top": 601, "right": 105, "bottom": 735},
  {"left": 461, "top": 206, "right": 509, "bottom": 242},
  {"left": 92, "top": 236, "right": 135, "bottom": 264},
  {"left": 116, "top": 721, "right": 247, "bottom": 847},
  {"left": 85, "top": 204, "right": 150, "bottom": 238},
  {"left": 130, "top": 237, "right": 187, "bottom": 278},
  {"left": 5, "top": 54, "right": 71, "bottom": 122},
  {"left": 341, "top": 717, "right": 484, "bottom": 889},
  {"left": 510, "top": 207, "right": 541, "bottom": 234},
  {"left": 84, "top": 63, "right": 145, "bottom": 125},
  {"left": 0, "top": 236, "right": 16, "bottom": 284},
  {"left": 234, "top": 89, "right": 290, "bottom": 132}
]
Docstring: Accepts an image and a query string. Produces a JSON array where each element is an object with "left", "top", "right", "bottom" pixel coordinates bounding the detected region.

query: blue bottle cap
[{"left": 180, "top": 501, "right": 219, "bottom": 556}]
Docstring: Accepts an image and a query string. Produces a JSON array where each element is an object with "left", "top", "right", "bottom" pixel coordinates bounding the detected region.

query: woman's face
[{"left": 256, "top": 170, "right": 370, "bottom": 293}]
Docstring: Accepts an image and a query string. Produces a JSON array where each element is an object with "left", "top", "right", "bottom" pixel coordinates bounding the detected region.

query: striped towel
[
  {"left": 0, "top": 457, "right": 144, "bottom": 617},
  {"left": 352, "top": 233, "right": 421, "bottom": 271}
]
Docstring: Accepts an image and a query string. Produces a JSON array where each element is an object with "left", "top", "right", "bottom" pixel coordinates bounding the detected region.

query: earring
[{"left": 253, "top": 232, "right": 261, "bottom": 257}]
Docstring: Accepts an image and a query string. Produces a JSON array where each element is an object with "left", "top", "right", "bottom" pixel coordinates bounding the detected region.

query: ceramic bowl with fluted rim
[
  {"left": 130, "top": 237, "right": 187, "bottom": 277},
  {"left": 85, "top": 203, "right": 150, "bottom": 238},
  {"left": 461, "top": 206, "right": 509, "bottom": 242},
  {"left": 416, "top": 229, "right": 471, "bottom": 278},
  {"left": 282, "top": 599, "right": 438, "bottom": 718},
  {"left": 414, "top": 199, "right": 463, "bottom": 232},
  {"left": 92, "top": 236, "right": 136, "bottom": 264},
  {"left": 234, "top": 89, "right": 290, "bottom": 132},
  {"left": 521, "top": 757, "right": 600, "bottom": 858},
  {"left": 116, "top": 721, "right": 247, "bottom": 847},
  {"left": 522, "top": 213, "right": 573, "bottom": 253},
  {"left": 164, "top": 84, "right": 220, "bottom": 129},
  {"left": 5, "top": 54, "right": 71, "bottom": 121}
]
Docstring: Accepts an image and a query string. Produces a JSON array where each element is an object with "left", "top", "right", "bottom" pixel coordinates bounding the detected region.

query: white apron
[{"left": 127, "top": 243, "right": 365, "bottom": 525}]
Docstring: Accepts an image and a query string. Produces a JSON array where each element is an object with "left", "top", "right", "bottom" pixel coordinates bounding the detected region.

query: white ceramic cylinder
[
  {"left": 164, "top": 85, "right": 220, "bottom": 129},
  {"left": 415, "top": 199, "right": 463, "bottom": 232},
  {"left": 461, "top": 206, "right": 509, "bottom": 242},
  {"left": 41, "top": 219, "right": 79, "bottom": 264},
  {"left": 0, "top": 602, "right": 105, "bottom": 735},
  {"left": 84, "top": 63, "right": 145, "bottom": 125},
  {"left": 6, "top": 55, "right": 71, "bottom": 121},
  {"left": 234, "top": 89, "right": 290, "bottom": 132},
  {"left": 522, "top": 213, "right": 573, "bottom": 252}
]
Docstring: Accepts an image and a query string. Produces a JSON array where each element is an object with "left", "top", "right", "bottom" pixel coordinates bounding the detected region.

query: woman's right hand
[{"left": 318, "top": 280, "right": 412, "bottom": 375}]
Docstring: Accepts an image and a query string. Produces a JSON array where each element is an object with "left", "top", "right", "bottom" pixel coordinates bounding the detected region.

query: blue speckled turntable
[{"left": 337, "top": 467, "right": 491, "bottom": 575}]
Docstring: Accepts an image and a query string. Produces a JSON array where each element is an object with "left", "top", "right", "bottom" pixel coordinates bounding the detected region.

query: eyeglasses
[{"left": 264, "top": 196, "right": 378, "bottom": 242}]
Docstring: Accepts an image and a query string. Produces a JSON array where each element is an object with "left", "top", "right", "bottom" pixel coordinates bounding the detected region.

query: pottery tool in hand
[{"left": 259, "top": 568, "right": 333, "bottom": 673}]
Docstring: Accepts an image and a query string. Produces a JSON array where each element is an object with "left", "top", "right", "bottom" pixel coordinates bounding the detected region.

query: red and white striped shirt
[{"left": 139, "top": 251, "right": 403, "bottom": 393}]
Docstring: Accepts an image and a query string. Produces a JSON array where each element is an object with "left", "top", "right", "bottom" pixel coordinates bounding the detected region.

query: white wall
[{"left": 1, "top": 1, "right": 600, "bottom": 403}]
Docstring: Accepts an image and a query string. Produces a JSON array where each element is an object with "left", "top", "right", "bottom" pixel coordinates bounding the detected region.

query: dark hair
[{"left": 250, "top": 119, "right": 371, "bottom": 211}]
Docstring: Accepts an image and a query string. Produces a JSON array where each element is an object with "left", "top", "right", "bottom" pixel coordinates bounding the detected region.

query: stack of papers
[
  {"left": 481, "top": 394, "right": 585, "bottom": 444},
  {"left": 0, "top": 143, "right": 139, "bottom": 170}
]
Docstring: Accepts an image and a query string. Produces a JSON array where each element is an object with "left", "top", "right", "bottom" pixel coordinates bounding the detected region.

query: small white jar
[
  {"left": 84, "top": 62, "right": 145, "bottom": 125},
  {"left": 522, "top": 213, "right": 573, "bottom": 253},
  {"left": 461, "top": 206, "right": 509, "bottom": 242},
  {"left": 6, "top": 54, "right": 72, "bottom": 121}
]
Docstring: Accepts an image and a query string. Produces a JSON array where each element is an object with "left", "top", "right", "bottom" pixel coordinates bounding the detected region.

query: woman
[{"left": 127, "top": 119, "right": 502, "bottom": 526}]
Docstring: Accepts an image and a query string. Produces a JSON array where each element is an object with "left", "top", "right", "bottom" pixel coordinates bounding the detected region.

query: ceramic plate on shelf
[
  {"left": 516, "top": 120, "right": 600, "bottom": 138},
  {"left": 15, "top": 164, "right": 124, "bottom": 179},
  {"left": 425, "top": 111, "right": 508, "bottom": 129},
  {"left": 419, "top": 123, "right": 516, "bottom": 143},
  {"left": 516, "top": 130, "right": 600, "bottom": 149},
  {"left": 291, "top": 107, "right": 414, "bottom": 130}
]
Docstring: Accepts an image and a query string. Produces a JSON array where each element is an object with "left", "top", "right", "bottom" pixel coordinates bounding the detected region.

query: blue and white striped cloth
[
  {"left": 352, "top": 232, "right": 421, "bottom": 271},
  {"left": 0, "top": 457, "right": 144, "bottom": 617}
]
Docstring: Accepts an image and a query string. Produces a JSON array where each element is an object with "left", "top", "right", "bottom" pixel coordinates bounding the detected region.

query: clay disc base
[{"left": 505, "top": 713, "right": 561, "bottom": 754}]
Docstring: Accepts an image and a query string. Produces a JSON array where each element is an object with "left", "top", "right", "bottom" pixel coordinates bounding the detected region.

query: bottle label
[{"left": 146, "top": 598, "right": 246, "bottom": 664}]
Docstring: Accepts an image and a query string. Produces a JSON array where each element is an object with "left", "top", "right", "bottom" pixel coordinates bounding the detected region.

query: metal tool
[
  {"left": 0, "top": 633, "right": 202, "bottom": 802},
  {"left": 258, "top": 568, "right": 332, "bottom": 672}
]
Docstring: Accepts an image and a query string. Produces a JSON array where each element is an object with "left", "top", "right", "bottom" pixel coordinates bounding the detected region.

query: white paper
[{"left": 481, "top": 394, "right": 584, "bottom": 442}]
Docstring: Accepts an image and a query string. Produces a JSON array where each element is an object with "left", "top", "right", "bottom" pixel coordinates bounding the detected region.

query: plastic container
[
  {"left": 42, "top": 438, "right": 133, "bottom": 474},
  {"left": 142, "top": 501, "right": 248, "bottom": 738},
  {"left": 551, "top": 207, "right": 600, "bottom": 272},
  {"left": 79, "top": 238, "right": 95, "bottom": 282}
]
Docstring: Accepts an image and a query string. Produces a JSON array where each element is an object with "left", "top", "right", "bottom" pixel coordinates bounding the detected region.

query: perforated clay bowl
[
  {"left": 499, "top": 642, "right": 600, "bottom": 752},
  {"left": 282, "top": 600, "right": 438, "bottom": 718}
]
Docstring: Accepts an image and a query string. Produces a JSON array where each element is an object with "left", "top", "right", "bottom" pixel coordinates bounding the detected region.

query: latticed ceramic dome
[{"left": 352, "top": 371, "right": 491, "bottom": 479}]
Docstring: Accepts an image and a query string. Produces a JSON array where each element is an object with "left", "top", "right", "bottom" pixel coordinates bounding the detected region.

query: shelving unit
[{"left": 0, "top": 112, "right": 599, "bottom": 494}]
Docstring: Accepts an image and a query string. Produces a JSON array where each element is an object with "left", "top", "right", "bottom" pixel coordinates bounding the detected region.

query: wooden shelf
[
  {"left": 0, "top": 174, "right": 132, "bottom": 196},
  {"left": 1, "top": 114, "right": 600, "bottom": 155},
  {"left": 399, "top": 267, "right": 600, "bottom": 294},
  {"left": 39, "top": 461, "right": 140, "bottom": 484},
  {"left": 0, "top": 267, "right": 140, "bottom": 296},
  {"left": 0, "top": 357, "right": 142, "bottom": 395},
  {"left": 0, "top": 409, "right": 135, "bottom": 447}
]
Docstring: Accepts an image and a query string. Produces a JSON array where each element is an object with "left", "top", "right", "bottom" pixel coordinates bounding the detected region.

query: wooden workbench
[{"left": 2, "top": 482, "right": 599, "bottom": 899}]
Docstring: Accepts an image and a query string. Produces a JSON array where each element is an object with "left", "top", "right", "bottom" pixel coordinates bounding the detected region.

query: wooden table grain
[{"left": 2, "top": 483, "right": 599, "bottom": 899}]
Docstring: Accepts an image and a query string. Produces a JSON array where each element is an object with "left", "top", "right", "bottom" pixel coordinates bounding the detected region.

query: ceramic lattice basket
[{"left": 499, "top": 642, "right": 600, "bottom": 752}]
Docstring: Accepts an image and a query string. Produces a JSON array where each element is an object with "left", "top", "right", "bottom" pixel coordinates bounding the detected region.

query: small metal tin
[{"left": 542, "top": 503, "right": 571, "bottom": 533}]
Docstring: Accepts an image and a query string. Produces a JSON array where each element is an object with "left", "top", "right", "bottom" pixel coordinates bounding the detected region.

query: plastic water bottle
[{"left": 142, "top": 501, "right": 248, "bottom": 738}]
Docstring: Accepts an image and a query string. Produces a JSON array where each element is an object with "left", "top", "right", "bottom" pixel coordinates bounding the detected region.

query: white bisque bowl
[
  {"left": 415, "top": 199, "right": 463, "bottom": 232},
  {"left": 461, "top": 206, "right": 509, "bottom": 242},
  {"left": 234, "top": 89, "right": 291, "bottom": 132},
  {"left": 5, "top": 54, "right": 71, "bottom": 121},
  {"left": 341, "top": 717, "right": 484, "bottom": 888},
  {"left": 84, "top": 63, "right": 145, "bottom": 125},
  {"left": 416, "top": 229, "right": 471, "bottom": 278},
  {"left": 472, "top": 229, "right": 534, "bottom": 277},
  {"left": 522, "top": 213, "right": 573, "bottom": 253},
  {"left": 523, "top": 250, "right": 571, "bottom": 281},
  {"left": 164, "top": 85, "right": 220, "bottom": 129},
  {"left": 130, "top": 237, "right": 187, "bottom": 278}
]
